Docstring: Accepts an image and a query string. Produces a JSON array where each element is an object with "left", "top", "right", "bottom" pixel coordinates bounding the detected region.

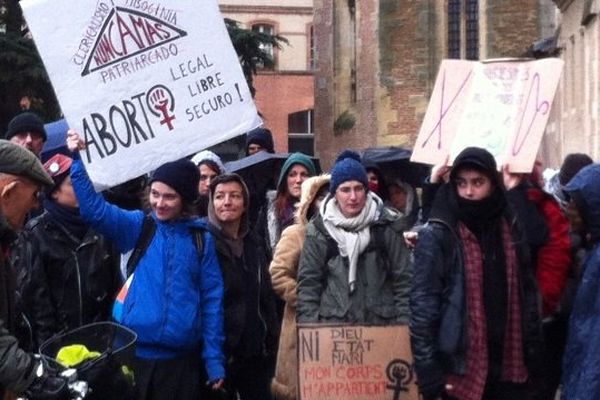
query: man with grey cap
[{"left": 0, "top": 140, "right": 67, "bottom": 399}]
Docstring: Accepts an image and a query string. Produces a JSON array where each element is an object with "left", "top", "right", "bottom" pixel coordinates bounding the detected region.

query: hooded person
[
  {"left": 296, "top": 150, "right": 412, "bottom": 325},
  {"left": 386, "top": 178, "right": 419, "bottom": 227},
  {"left": 206, "top": 173, "right": 278, "bottom": 400},
  {"left": 14, "top": 154, "right": 121, "bottom": 351},
  {"left": 191, "top": 150, "right": 225, "bottom": 217},
  {"left": 259, "top": 152, "right": 316, "bottom": 255},
  {"left": 546, "top": 153, "right": 594, "bottom": 211},
  {"left": 270, "top": 174, "right": 330, "bottom": 400},
  {"left": 561, "top": 163, "right": 600, "bottom": 400},
  {"left": 362, "top": 160, "right": 388, "bottom": 201},
  {"left": 66, "top": 131, "right": 226, "bottom": 400},
  {"left": 411, "top": 146, "right": 543, "bottom": 400},
  {"left": 245, "top": 127, "right": 275, "bottom": 156}
]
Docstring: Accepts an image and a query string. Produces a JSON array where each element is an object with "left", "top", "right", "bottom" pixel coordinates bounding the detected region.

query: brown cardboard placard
[
  {"left": 411, "top": 58, "right": 563, "bottom": 173},
  {"left": 297, "top": 324, "right": 419, "bottom": 400}
]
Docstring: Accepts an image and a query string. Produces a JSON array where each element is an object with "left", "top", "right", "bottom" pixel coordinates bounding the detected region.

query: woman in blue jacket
[{"left": 67, "top": 131, "right": 225, "bottom": 400}]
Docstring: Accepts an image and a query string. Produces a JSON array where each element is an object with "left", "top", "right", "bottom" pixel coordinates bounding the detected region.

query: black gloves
[{"left": 24, "top": 358, "right": 69, "bottom": 400}]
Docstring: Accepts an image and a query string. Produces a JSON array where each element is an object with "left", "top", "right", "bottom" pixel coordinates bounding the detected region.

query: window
[
  {"left": 448, "top": 0, "right": 461, "bottom": 59},
  {"left": 465, "top": 0, "right": 479, "bottom": 60},
  {"left": 288, "top": 110, "right": 314, "bottom": 156},
  {"left": 252, "top": 23, "right": 275, "bottom": 70},
  {"left": 447, "top": 0, "right": 479, "bottom": 60}
]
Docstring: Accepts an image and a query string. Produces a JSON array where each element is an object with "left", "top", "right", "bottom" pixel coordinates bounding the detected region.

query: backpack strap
[
  {"left": 125, "top": 217, "right": 206, "bottom": 277},
  {"left": 126, "top": 215, "right": 156, "bottom": 277}
]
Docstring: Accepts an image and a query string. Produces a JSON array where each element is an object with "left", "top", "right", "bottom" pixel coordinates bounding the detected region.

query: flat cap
[{"left": 0, "top": 140, "right": 54, "bottom": 186}]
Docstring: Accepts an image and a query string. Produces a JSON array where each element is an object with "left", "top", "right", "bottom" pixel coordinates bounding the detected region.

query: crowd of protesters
[{"left": 0, "top": 110, "right": 598, "bottom": 400}]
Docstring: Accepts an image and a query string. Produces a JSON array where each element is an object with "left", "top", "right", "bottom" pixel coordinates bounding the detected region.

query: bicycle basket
[{"left": 39, "top": 322, "right": 137, "bottom": 400}]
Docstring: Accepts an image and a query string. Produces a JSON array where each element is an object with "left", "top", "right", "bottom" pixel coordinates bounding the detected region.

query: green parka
[{"left": 297, "top": 202, "right": 412, "bottom": 324}]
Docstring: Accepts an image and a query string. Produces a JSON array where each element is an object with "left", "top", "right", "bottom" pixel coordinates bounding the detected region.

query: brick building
[
  {"left": 219, "top": 0, "right": 315, "bottom": 155},
  {"left": 314, "top": 0, "right": 557, "bottom": 169}
]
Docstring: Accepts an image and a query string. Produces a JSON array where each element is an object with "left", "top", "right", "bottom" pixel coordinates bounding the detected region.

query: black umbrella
[
  {"left": 224, "top": 151, "right": 321, "bottom": 182},
  {"left": 224, "top": 151, "right": 321, "bottom": 226},
  {"left": 361, "top": 146, "right": 431, "bottom": 187}
]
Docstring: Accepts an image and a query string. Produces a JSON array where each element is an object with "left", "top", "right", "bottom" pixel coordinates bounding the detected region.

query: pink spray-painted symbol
[
  {"left": 146, "top": 85, "right": 176, "bottom": 130},
  {"left": 421, "top": 68, "right": 473, "bottom": 149},
  {"left": 512, "top": 73, "right": 549, "bottom": 156}
]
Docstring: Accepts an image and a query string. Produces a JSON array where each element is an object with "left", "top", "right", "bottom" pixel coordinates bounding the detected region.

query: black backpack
[{"left": 125, "top": 215, "right": 204, "bottom": 277}]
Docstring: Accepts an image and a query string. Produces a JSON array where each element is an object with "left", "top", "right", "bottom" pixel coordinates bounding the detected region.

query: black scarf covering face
[
  {"left": 43, "top": 198, "right": 88, "bottom": 241},
  {"left": 455, "top": 188, "right": 509, "bottom": 379}
]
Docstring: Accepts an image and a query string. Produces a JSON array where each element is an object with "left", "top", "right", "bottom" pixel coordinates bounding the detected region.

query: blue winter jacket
[
  {"left": 70, "top": 158, "right": 225, "bottom": 381},
  {"left": 562, "top": 164, "right": 600, "bottom": 400}
]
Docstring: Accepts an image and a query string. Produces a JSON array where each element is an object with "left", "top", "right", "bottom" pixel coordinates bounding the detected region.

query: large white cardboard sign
[
  {"left": 22, "top": 0, "right": 261, "bottom": 189},
  {"left": 411, "top": 58, "right": 563, "bottom": 172}
]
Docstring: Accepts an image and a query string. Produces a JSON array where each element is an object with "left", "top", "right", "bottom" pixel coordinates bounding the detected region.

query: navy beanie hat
[
  {"left": 245, "top": 127, "right": 275, "bottom": 154},
  {"left": 277, "top": 152, "right": 317, "bottom": 190},
  {"left": 150, "top": 159, "right": 200, "bottom": 204},
  {"left": 6, "top": 112, "right": 47, "bottom": 141},
  {"left": 329, "top": 150, "right": 368, "bottom": 194}
]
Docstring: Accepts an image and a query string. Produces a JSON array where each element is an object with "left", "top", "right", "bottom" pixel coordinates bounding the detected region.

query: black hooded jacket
[
  {"left": 206, "top": 176, "right": 278, "bottom": 360},
  {"left": 410, "top": 148, "right": 544, "bottom": 398}
]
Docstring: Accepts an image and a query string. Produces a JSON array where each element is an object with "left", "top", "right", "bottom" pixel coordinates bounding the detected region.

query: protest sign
[
  {"left": 412, "top": 58, "right": 563, "bottom": 172},
  {"left": 297, "top": 324, "right": 419, "bottom": 400},
  {"left": 21, "top": 0, "right": 261, "bottom": 189}
]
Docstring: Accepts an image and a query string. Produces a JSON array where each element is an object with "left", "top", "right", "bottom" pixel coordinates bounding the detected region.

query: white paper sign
[
  {"left": 411, "top": 58, "right": 563, "bottom": 172},
  {"left": 22, "top": 0, "right": 261, "bottom": 189}
]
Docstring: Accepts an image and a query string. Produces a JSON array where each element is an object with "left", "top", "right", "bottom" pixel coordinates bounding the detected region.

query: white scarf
[{"left": 320, "top": 192, "right": 382, "bottom": 292}]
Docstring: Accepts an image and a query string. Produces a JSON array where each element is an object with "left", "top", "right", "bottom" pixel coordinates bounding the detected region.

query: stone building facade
[
  {"left": 314, "top": 0, "right": 557, "bottom": 169},
  {"left": 219, "top": 0, "right": 315, "bottom": 154},
  {"left": 544, "top": 0, "right": 600, "bottom": 167}
]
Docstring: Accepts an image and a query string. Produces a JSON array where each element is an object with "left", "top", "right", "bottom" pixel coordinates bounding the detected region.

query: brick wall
[
  {"left": 314, "top": 0, "right": 551, "bottom": 169},
  {"left": 254, "top": 73, "right": 314, "bottom": 152},
  {"left": 486, "top": 0, "right": 542, "bottom": 58}
]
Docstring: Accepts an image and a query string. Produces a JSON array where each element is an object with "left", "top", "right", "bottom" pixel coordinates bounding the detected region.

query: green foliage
[
  {"left": 334, "top": 110, "right": 356, "bottom": 135},
  {"left": 225, "top": 18, "right": 288, "bottom": 97}
]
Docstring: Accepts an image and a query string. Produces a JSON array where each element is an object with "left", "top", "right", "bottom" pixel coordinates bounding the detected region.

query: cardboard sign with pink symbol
[{"left": 411, "top": 58, "right": 563, "bottom": 172}]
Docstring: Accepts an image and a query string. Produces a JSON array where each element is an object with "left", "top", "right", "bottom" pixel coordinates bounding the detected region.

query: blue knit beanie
[
  {"left": 330, "top": 150, "right": 368, "bottom": 194},
  {"left": 150, "top": 159, "right": 200, "bottom": 204},
  {"left": 277, "top": 152, "right": 317, "bottom": 190}
]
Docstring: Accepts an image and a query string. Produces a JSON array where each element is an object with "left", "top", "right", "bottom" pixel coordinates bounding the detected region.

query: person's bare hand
[
  {"left": 66, "top": 129, "right": 86, "bottom": 152},
  {"left": 431, "top": 155, "right": 451, "bottom": 184},
  {"left": 502, "top": 164, "right": 523, "bottom": 190},
  {"left": 403, "top": 231, "right": 419, "bottom": 249},
  {"left": 211, "top": 379, "right": 225, "bottom": 391}
]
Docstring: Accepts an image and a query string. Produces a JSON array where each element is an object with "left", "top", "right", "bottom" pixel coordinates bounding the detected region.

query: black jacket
[
  {"left": 14, "top": 211, "right": 121, "bottom": 350},
  {"left": 208, "top": 224, "right": 278, "bottom": 360},
  {"left": 410, "top": 184, "right": 544, "bottom": 398},
  {"left": 0, "top": 213, "right": 36, "bottom": 397}
]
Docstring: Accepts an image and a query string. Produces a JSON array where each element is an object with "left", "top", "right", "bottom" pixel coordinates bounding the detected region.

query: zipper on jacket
[
  {"left": 256, "top": 259, "right": 268, "bottom": 355},
  {"left": 72, "top": 236, "right": 97, "bottom": 327},
  {"left": 72, "top": 250, "right": 84, "bottom": 326}
]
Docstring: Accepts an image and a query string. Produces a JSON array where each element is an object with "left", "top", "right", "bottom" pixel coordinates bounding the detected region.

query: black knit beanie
[
  {"left": 245, "top": 127, "right": 274, "bottom": 154},
  {"left": 6, "top": 112, "right": 47, "bottom": 141},
  {"left": 150, "top": 159, "right": 200, "bottom": 204},
  {"left": 450, "top": 147, "right": 499, "bottom": 187}
]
